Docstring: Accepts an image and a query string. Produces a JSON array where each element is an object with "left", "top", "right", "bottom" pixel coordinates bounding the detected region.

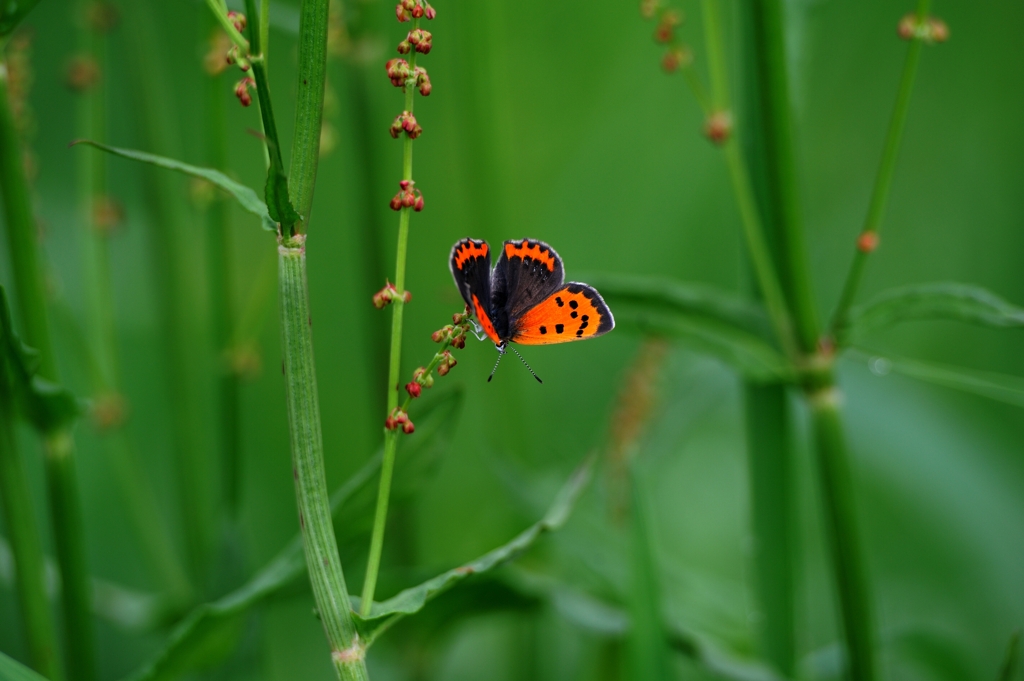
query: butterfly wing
[
  {"left": 510, "top": 282, "right": 615, "bottom": 345},
  {"left": 449, "top": 238, "right": 501, "bottom": 343},
  {"left": 491, "top": 239, "right": 565, "bottom": 339}
]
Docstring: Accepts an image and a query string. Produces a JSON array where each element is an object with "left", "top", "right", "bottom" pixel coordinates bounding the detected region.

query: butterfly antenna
[
  {"left": 509, "top": 346, "right": 543, "bottom": 383},
  {"left": 487, "top": 350, "right": 504, "bottom": 382}
]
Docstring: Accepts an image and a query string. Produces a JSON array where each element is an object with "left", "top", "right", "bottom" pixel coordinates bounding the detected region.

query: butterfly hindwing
[
  {"left": 449, "top": 238, "right": 501, "bottom": 343},
  {"left": 491, "top": 239, "right": 565, "bottom": 338},
  {"left": 511, "top": 282, "right": 615, "bottom": 345}
]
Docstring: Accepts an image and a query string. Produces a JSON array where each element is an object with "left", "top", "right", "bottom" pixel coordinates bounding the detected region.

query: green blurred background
[{"left": 1, "top": 0, "right": 1022, "bottom": 679}]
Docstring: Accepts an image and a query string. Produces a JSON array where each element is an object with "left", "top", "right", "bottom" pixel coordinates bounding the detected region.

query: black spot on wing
[
  {"left": 555, "top": 324, "right": 564, "bottom": 334},
  {"left": 539, "top": 325, "right": 547, "bottom": 335}
]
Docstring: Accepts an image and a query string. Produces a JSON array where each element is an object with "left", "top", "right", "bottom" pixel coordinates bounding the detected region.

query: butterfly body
[{"left": 449, "top": 238, "right": 615, "bottom": 356}]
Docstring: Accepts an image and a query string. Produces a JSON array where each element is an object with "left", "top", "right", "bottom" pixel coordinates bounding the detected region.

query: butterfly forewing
[
  {"left": 449, "top": 238, "right": 501, "bottom": 343},
  {"left": 491, "top": 239, "right": 565, "bottom": 338},
  {"left": 511, "top": 283, "right": 615, "bottom": 345}
]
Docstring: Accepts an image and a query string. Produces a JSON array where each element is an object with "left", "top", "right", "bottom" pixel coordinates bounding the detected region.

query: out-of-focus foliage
[{"left": 0, "top": 0, "right": 1022, "bottom": 680}]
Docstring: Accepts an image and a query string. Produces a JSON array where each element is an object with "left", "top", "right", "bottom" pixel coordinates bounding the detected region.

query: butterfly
[{"left": 449, "top": 238, "right": 615, "bottom": 382}]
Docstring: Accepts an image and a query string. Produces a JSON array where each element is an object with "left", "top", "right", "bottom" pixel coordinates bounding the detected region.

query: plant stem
[
  {"left": 0, "top": 55, "right": 97, "bottom": 681},
  {"left": 828, "top": 0, "right": 932, "bottom": 336},
  {"left": 361, "top": 33, "right": 420, "bottom": 616},
  {"left": 698, "top": 0, "right": 797, "bottom": 358},
  {"left": 0, "top": 369, "right": 62, "bottom": 680},
  {"left": 278, "top": 240, "right": 369, "bottom": 680},
  {"left": 810, "top": 384, "right": 875, "bottom": 681},
  {"left": 288, "top": 0, "right": 330, "bottom": 225}
]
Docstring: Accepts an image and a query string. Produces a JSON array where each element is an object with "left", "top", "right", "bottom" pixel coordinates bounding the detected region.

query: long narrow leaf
[
  {"left": 351, "top": 455, "right": 594, "bottom": 645},
  {"left": 0, "top": 650, "right": 49, "bottom": 681},
  {"left": 120, "top": 390, "right": 463, "bottom": 681},
  {"left": 841, "top": 282, "right": 1024, "bottom": 342},
  {"left": 71, "top": 140, "right": 277, "bottom": 232},
  {"left": 849, "top": 348, "right": 1024, "bottom": 408}
]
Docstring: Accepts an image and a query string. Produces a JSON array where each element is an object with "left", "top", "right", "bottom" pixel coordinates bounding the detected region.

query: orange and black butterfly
[{"left": 449, "top": 238, "right": 615, "bottom": 382}]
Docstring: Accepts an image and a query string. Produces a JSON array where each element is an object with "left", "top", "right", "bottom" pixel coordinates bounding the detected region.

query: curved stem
[
  {"left": 362, "top": 31, "right": 420, "bottom": 615},
  {"left": 828, "top": 0, "right": 933, "bottom": 336}
]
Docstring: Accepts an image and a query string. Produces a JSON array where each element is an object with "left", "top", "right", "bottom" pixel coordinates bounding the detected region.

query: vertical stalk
[
  {"left": 275, "top": 0, "right": 365, "bottom": 677},
  {"left": 361, "top": 29, "right": 420, "bottom": 615},
  {"left": 810, "top": 384, "right": 875, "bottom": 681},
  {"left": 279, "top": 240, "right": 368, "bottom": 680},
  {"left": 0, "top": 333, "right": 61, "bottom": 680},
  {"left": 0, "top": 54, "right": 96, "bottom": 681},
  {"left": 829, "top": 0, "right": 933, "bottom": 335}
]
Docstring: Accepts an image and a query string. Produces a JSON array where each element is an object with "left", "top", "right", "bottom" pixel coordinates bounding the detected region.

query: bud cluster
[
  {"left": 390, "top": 111, "right": 422, "bottom": 139},
  {"left": 704, "top": 110, "right": 732, "bottom": 146},
  {"left": 385, "top": 59, "right": 432, "bottom": 96},
  {"left": 372, "top": 281, "right": 413, "bottom": 309},
  {"left": 897, "top": 14, "right": 949, "bottom": 43},
  {"left": 234, "top": 76, "right": 256, "bottom": 107},
  {"left": 389, "top": 179, "right": 425, "bottom": 212},
  {"left": 653, "top": 9, "right": 682, "bottom": 43},
  {"left": 398, "top": 29, "right": 433, "bottom": 55},
  {"left": 396, "top": 0, "right": 436, "bottom": 22},
  {"left": 385, "top": 407, "right": 415, "bottom": 434},
  {"left": 227, "top": 10, "right": 246, "bottom": 33}
]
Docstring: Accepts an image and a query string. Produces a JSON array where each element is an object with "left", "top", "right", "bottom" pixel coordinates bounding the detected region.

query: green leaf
[
  {"left": 0, "top": 0, "right": 40, "bottom": 37},
  {"left": 351, "top": 455, "right": 595, "bottom": 646},
  {"left": 841, "top": 282, "right": 1024, "bottom": 343},
  {"left": 998, "top": 630, "right": 1021, "bottom": 681},
  {"left": 265, "top": 164, "right": 301, "bottom": 227},
  {"left": 587, "top": 274, "right": 792, "bottom": 382},
  {"left": 118, "top": 389, "right": 463, "bottom": 681},
  {"left": 0, "top": 649, "right": 49, "bottom": 681},
  {"left": 0, "top": 286, "right": 79, "bottom": 432},
  {"left": 848, "top": 348, "right": 1024, "bottom": 408},
  {"left": 71, "top": 140, "right": 277, "bottom": 232}
]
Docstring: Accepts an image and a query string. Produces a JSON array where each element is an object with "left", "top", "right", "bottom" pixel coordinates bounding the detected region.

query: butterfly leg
[{"left": 469, "top": 319, "right": 490, "bottom": 342}]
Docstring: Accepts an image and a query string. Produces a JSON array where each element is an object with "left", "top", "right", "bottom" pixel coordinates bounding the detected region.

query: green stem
[
  {"left": 0, "top": 389, "right": 62, "bottom": 680},
  {"left": 361, "top": 34, "right": 420, "bottom": 616},
  {"left": 288, "top": 0, "right": 330, "bottom": 225},
  {"left": 278, "top": 241, "right": 369, "bottom": 680},
  {"left": 736, "top": 0, "right": 819, "bottom": 352},
  {"left": 810, "top": 384, "right": 876, "bottom": 681},
  {"left": 828, "top": 0, "right": 932, "bottom": 337},
  {"left": 0, "top": 55, "right": 96, "bottom": 681}
]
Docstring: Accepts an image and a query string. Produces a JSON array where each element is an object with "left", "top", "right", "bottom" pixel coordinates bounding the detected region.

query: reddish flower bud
[
  {"left": 397, "top": 40, "right": 411, "bottom": 54},
  {"left": 431, "top": 328, "right": 447, "bottom": 343},
  {"left": 396, "top": 3, "right": 411, "bottom": 21},
  {"left": 413, "top": 193, "right": 425, "bottom": 212},
  {"left": 406, "top": 381, "right": 422, "bottom": 398},
  {"left": 452, "top": 334, "right": 465, "bottom": 349},
  {"left": 424, "top": 3, "right": 436, "bottom": 19},
  {"left": 452, "top": 313, "right": 463, "bottom": 324},
  {"left": 393, "top": 409, "right": 409, "bottom": 424},
  {"left": 402, "top": 114, "right": 418, "bottom": 132},
  {"left": 402, "top": 420, "right": 415, "bottom": 434},
  {"left": 928, "top": 17, "right": 949, "bottom": 43},
  {"left": 857, "top": 232, "right": 879, "bottom": 253},
  {"left": 412, "top": 3, "right": 424, "bottom": 18},
  {"left": 704, "top": 110, "right": 732, "bottom": 145},
  {"left": 897, "top": 13, "right": 916, "bottom": 40},
  {"left": 402, "top": 191, "right": 416, "bottom": 208},
  {"left": 390, "top": 114, "right": 404, "bottom": 138},
  {"left": 234, "top": 77, "right": 255, "bottom": 107},
  {"left": 385, "top": 415, "right": 398, "bottom": 430},
  {"left": 661, "top": 46, "right": 691, "bottom": 73},
  {"left": 399, "top": 179, "right": 411, "bottom": 190},
  {"left": 402, "top": 0, "right": 415, "bottom": 9},
  {"left": 654, "top": 24, "right": 673, "bottom": 43},
  {"left": 227, "top": 10, "right": 246, "bottom": 32},
  {"left": 437, "top": 362, "right": 450, "bottom": 376},
  {"left": 389, "top": 193, "right": 403, "bottom": 211},
  {"left": 417, "top": 69, "right": 432, "bottom": 96},
  {"left": 402, "top": 290, "right": 412, "bottom": 303}
]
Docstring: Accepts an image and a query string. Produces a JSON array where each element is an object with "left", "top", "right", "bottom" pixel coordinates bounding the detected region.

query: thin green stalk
[
  {"left": 697, "top": 0, "right": 797, "bottom": 358},
  {"left": 0, "top": 54, "right": 97, "bottom": 681},
  {"left": 0, "top": 387, "right": 62, "bottom": 680},
  {"left": 361, "top": 33, "right": 420, "bottom": 616},
  {"left": 279, "top": 240, "right": 369, "bottom": 680},
  {"left": 810, "top": 385, "right": 875, "bottom": 681},
  {"left": 829, "top": 0, "right": 932, "bottom": 336},
  {"left": 735, "top": 0, "right": 819, "bottom": 352}
]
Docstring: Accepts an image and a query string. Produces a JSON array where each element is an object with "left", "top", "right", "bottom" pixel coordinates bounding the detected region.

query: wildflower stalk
[
  {"left": 267, "top": 0, "right": 366, "bottom": 675},
  {"left": 362, "top": 8, "right": 432, "bottom": 615},
  {"left": 829, "top": 0, "right": 934, "bottom": 335},
  {"left": 0, "top": 351, "right": 61, "bottom": 680},
  {"left": 0, "top": 52, "right": 97, "bottom": 681}
]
